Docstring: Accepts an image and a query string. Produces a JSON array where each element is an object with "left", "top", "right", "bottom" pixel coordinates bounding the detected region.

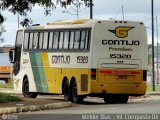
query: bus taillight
[
  {"left": 91, "top": 69, "right": 96, "bottom": 80},
  {"left": 143, "top": 70, "right": 147, "bottom": 81}
]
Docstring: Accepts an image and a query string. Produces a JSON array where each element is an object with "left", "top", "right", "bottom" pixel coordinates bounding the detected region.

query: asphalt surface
[
  {"left": 14, "top": 97, "right": 160, "bottom": 120},
  {"left": 0, "top": 88, "right": 160, "bottom": 115}
]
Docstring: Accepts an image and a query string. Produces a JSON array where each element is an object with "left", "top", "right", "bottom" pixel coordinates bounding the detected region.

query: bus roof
[
  {"left": 24, "top": 19, "right": 144, "bottom": 30},
  {"left": 47, "top": 19, "right": 96, "bottom": 25}
]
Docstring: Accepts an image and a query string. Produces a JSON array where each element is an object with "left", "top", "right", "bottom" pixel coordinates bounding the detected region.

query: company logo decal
[{"left": 109, "top": 26, "right": 134, "bottom": 38}]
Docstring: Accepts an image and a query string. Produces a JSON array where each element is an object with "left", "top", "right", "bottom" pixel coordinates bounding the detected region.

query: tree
[
  {"left": 20, "top": 18, "right": 32, "bottom": 27},
  {"left": 0, "top": 0, "right": 92, "bottom": 42},
  {"left": 148, "top": 44, "right": 152, "bottom": 65},
  {"left": 0, "top": 25, "right": 5, "bottom": 43},
  {"left": 0, "top": 0, "right": 92, "bottom": 24}
]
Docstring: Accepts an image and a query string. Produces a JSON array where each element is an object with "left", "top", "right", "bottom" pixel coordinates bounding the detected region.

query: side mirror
[{"left": 9, "top": 49, "right": 15, "bottom": 63}]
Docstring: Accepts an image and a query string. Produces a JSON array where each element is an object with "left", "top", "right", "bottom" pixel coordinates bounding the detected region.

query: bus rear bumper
[{"left": 90, "top": 83, "right": 147, "bottom": 96}]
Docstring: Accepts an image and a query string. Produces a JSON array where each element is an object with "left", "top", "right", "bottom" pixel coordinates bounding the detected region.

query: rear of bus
[{"left": 90, "top": 20, "right": 147, "bottom": 103}]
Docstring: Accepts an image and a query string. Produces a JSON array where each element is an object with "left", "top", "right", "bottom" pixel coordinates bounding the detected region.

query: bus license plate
[{"left": 117, "top": 75, "right": 128, "bottom": 79}]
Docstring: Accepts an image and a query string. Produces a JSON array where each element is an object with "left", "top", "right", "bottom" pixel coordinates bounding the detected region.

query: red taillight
[{"left": 91, "top": 69, "right": 96, "bottom": 80}]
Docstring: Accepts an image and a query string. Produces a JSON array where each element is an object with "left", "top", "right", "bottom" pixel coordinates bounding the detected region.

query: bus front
[{"left": 90, "top": 20, "right": 148, "bottom": 103}]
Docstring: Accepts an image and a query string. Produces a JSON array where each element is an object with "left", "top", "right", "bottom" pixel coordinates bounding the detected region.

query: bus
[{"left": 9, "top": 19, "right": 148, "bottom": 104}]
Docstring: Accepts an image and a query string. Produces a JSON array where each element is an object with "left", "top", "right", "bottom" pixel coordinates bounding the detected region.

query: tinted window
[
  {"left": 53, "top": 32, "right": 59, "bottom": 49},
  {"left": 29, "top": 33, "right": 33, "bottom": 49},
  {"left": 33, "top": 32, "right": 39, "bottom": 49},
  {"left": 24, "top": 33, "right": 29, "bottom": 49},
  {"left": 69, "top": 31, "right": 74, "bottom": 49},
  {"left": 49, "top": 32, "right": 53, "bottom": 49},
  {"left": 16, "top": 31, "right": 23, "bottom": 45},
  {"left": 59, "top": 32, "right": 64, "bottom": 49},
  {"left": 63, "top": 32, "right": 69, "bottom": 49},
  {"left": 74, "top": 31, "right": 80, "bottom": 49},
  {"left": 80, "top": 31, "right": 86, "bottom": 49},
  {"left": 23, "top": 29, "right": 91, "bottom": 51},
  {"left": 39, "top": 32, "right": 43, "bottom": 49},
  {"left": 43, "top": 32, "right": 48, "bottom": 49}
]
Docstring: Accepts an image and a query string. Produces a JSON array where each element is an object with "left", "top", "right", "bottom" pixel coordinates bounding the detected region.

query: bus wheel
[
  {"left": 71, "top": 81, "right": 84, "bottom": 104},
  {"left": 118, "top": 95, "right": 129, "bottom": 103},
  {"left": 22, "top": 78, "right": 37, "bottom": 98},
  {"left": 104, "top": 95, "right": 129, "bottom": 104},
  {"left": 63, "top": 81, "right": 70, "bottom": 101}
]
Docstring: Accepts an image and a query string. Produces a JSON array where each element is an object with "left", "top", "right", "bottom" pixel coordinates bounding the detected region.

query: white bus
[{"left": 9, "top": 19, "right": 148, "bottom": 103}]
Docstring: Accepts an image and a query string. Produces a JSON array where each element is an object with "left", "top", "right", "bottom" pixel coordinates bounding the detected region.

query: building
[{"left": 0, "top": 47, "right": 13, "bottom": 83}]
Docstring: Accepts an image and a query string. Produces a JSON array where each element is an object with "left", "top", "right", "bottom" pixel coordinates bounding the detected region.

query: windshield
[{"left": 15, "top": 30, "right": 23, "bottom": 45}]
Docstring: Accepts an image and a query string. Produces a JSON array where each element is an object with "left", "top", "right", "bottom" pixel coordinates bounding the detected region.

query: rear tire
[
  {"left": 104, "top": 94, "right": 128, "bottom": 104},
  {"left": 22, "top": 78, "right": 37, "bottom": 98},
  {"left": 71, "top": 80, "right": 84, "bottom": 104},
  {"left": 63, "top": 81, "right": 70, "bottom": 101}
]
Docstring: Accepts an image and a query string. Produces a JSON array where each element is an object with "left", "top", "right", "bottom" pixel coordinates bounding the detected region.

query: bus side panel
[{"left": 62, "top": 68, "right": 91, "bottom": 95}]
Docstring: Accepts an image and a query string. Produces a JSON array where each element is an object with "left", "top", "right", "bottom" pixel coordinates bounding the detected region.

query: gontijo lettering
[
  {"left": 52, "top": 55, "right": 70, "bottom": 64},
  {"left": 102, "top": 40, "right": 140, "bottom": 46}
]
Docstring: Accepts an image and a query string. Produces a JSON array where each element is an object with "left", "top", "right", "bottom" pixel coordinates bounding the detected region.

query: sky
[{"left": 1, "top": 0, "right": 160, "bottom": 46}]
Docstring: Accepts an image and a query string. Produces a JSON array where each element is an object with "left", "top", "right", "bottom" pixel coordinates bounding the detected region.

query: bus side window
[
  {"left": 63, "top": 32, "right": 69, "bottom": 49},
  {"left": 80, "top": 31, "right": 86, "bottom": 49},
  {"left": 29, "top": 32, "right": 33, "bottom": 49},
  {"left": 43, "top": 32, "right": 48, "bottom": 49},
  {"left": 53, "top": 32, "right": 59, "bottom": 49},
  {"left": 24, "top": 32, "right": 29, "bottom": 49},
  {"left": 69, "top": 31, "right": 74, "bottom": 49},
  {"left": 59, "top": 32, "right": 64, "bottom": 49},
  {"left": 49, "top": 32, "right": 53, "bottom": 49},
  {"left": 38, "top": 32, "right": 43, "bottom": 49},
  {"left": 33, "top": 32, "right": 39, "bottom": 49},
  {"left": 85, "top": 30, "right": 90, "bottom": 49},
  {"left": 74, "top": 31, "right": 80, "bottom": 49}
]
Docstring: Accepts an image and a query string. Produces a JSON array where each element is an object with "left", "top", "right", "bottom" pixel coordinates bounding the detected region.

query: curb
[
  {"left": 0, "top": 102, "right": 72, "bottom": 115},
  {"left": 147, "top": 92, "right": 160, "bottom": 96}
]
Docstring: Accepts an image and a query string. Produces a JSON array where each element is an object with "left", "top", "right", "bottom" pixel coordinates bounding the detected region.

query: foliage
[
  {"left": 148, "top": 44, "right": 152, "bottom": 50},
  {"left": 147, "top": 84, "right": 160, "bottom": 92},
  {"left": 0, "top": 24, "right": 5, "bottom": 43},
  {"left": 0, "top": 93, "right": 21, "bottom": 103},
  {"left": 148, "top": 44, "right": 152, "bottom": 65},
  {"left": 20, "top": 18, "right": 32, "bottom": 27},
  {"left": 0, "top": 0, "right": 92, "bottom": 24}
]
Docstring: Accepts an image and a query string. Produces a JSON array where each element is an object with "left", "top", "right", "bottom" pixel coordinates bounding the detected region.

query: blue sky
[{"left": 1, "top": 0, "right": 160, "bottom": 46}]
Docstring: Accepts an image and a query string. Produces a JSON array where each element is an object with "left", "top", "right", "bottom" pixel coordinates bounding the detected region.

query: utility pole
[
  {"left": 90, "top": 0, "right": 93, "bottom": 19},
  {"left": 76, "top": 0, "right": 79, "bottom": 19},
  {"left": 156, "top": 15, "right": 159, "bottom": 84},
  {"left": 18, "top": 14, "right": 19, "bottom": 29},
  {"left": 151, "top": 0, "right": 155, "bottom": 91}
]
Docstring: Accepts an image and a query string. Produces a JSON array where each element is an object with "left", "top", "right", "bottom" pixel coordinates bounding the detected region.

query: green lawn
[
  {"left": 0, "top": 83, "right": 13, "bottom": 89},
  {"left": 147, "top": 84, "right": 160, "bottom": 92},
  {"left": 0, "top": 93, "right": 21, "bottom": 103}
]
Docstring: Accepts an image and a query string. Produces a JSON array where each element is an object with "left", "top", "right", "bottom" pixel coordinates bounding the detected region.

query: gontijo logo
[{"left": 109, "top": 26, "right": 134, "bottom": 38}]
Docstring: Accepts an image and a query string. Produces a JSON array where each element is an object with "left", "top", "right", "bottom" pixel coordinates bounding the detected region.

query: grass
[
  {"left": 0, "top": 93, "right": 21, "bottom": 103},
  {"left": 147, "top": 84, "right": 160, "bottom": 92},
  {"left": 0, "top": 83, "right": 21, "bottom": 103},
  {"left": 0, "top": 83, "right": 13, "bottom": 89}
]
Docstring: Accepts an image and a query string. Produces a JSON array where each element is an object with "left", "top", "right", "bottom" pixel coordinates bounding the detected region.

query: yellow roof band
[{"left": 48, "top": 19, "right": 92, "bottom": 25}]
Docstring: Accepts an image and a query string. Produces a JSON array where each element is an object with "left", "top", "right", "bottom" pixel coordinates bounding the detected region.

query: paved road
[{"left": 16, "top": 96, "right": 160, "bottom": 120}]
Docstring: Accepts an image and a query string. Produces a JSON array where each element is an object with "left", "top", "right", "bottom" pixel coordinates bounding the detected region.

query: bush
[{"left": 0, "top": 93, "right": 21, "bottom": 103}]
